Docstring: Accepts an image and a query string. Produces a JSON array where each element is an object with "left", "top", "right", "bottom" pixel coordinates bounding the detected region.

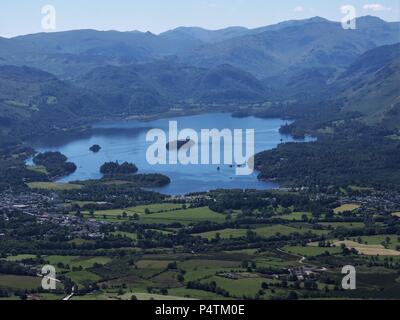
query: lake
[{"left": 29, "top": 113, "right": 311, "bottom": 195}]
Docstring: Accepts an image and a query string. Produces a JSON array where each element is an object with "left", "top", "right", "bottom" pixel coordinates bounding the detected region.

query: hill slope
[
  {"left": 0, "top": 65, "right": 105, "bottom": 138},
  {"left": 334, "top": 43, "right": 400, "bottom": 129},
  {"left": 77, "top": 62, "right": 269, "bottom": 114}
]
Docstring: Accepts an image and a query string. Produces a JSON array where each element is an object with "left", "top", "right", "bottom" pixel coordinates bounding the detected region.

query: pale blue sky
[{"left": 0, "top": 0, "right": 399, "bottom": 37}]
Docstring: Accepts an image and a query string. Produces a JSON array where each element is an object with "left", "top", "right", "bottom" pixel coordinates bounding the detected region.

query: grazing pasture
[
  {"left": 194, "top": 229, "right": 248, "bottom": 240},
  {"left": 334, "top": 241, "right": 400, "bottom": 256},
  {"left": 4, "top": 254, "right": 36, "bottom": 262},
  {"left": 45, "top": 256, "right": 111, "bottom": 269},
  {"left": 66, "top": 271, "right": 101, "bottom": 285},
  {"left": 279, "top": 212, "right": 313, "bottom": 221},
  {"left": 283, "top": 246, "right": 341, "bottom": 257},
  {"left": 334, "top": 204, "right": 360, "bottom": 214},
  {"left": 139, "top": 207, "right": 226, "bottom": 224},
  {"left": 0, "top": 275, "right": 41, "bottom": 290},
  {"left": 27, "top": 182, "right": 83, "bottom": 190},
  {"left": 255, "top": 225, "right": 328, "bottom": 237}
]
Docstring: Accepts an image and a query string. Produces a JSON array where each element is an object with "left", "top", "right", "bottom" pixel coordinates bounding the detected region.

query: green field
[
  {"left": 82, "top": 203, "right": 184, "bottom": 219},
  {"left": 194, "top": 228, "right": 248, "bottom": 240},
  {"left": 200, "top": 275, "right": 283, "bottom": 298},
  {"left": 112, "top": 231, "right": 138, "bottom": 240},
  {"left": 139, "top": 207, "right": 226, "bottom": 225},
  {"left": 194, "top": 224, "right": 328, "bottom": 240},
  {"left": 136, "top": 260, "right": 172, "bottom": 269},
  {"left": 334, "top": 203, "right": 361, "bottom": 213},
  {"left": 66, "top": 271, "right": 101, "bottom": 285},
  {"left": 45, "top": 256, "right": 111, "bottom": 269},
  {"left": 179, "top": 259, "right": 240, "bottom": 269},
  {"left": 320, "top": 222, "right": 365, "bottom": 229},
  {"left": 36, "top": 293, "right": 65, "bottom": 300},
  {"left": 177, "top": 259, "right": 242, "bottom": 283},
  {"left": 83, "top": 206, "right": 225, "bottom": 225},
  {"left": 169, "top": 288, "right": 227, "bottom": 300},
  {"left": 279, "top": 212, "right": 313, "bottom": 221},
  {"left": 254, "top": 225, "right": 328, "bottom": 237},
  {"left": 346, "top": 235, "right": 400, "bottom": 250},
  {"left": 283, "top": 245, "right": 341, "bottom": 257},
  {"left": 27, "top": 165, "right": 48, "bottom": 174},
  {"left": 126, "top": 292, "right": 194, "bottom": 300},
  {"left": 70, "top": 201, "right": 97, "bottom": 207},
  {"left": 334, "top": 240, "right": 400, "bottom": 256},
  {"left": 68, "top": 238, "right": 96, "bottom": 245},
  {"left": 4, "top": 254, "right": 36, "bottom": 262},
  {"left": 0, "top": 275, "right": 41, "bottom": 290},
  {"left": 72, "top": 292, "right": 193, "bottom": 300},
  {"left": 132, "top": 203, "right": 184, "bottom": 213},
  {"left": 27, "top": 182, "right": 83, "bottom": 191}
]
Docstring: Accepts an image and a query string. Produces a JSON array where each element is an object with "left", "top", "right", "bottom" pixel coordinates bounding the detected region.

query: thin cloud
[
  {"left": 294, "top": 6, "right": 305, "bottom": 13},
  {"left": 363, "top": 4, "right": 392, "bottom": 11}
]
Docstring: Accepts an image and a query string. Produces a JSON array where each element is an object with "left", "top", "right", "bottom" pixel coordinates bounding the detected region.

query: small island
[
  {"left": 100, "top": 161, "right": 138, "bottom": 176},
  {"left": 89, "top": 144, "right": 102, "bottom": 153},
  {"left": 33, "top": 151, "right": 77, "bottom": 179}
]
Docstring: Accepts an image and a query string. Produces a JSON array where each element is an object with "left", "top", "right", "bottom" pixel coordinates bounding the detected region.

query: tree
[
  {"left": 287, "top": 291, "right": 298, "bottom": 300},
  {"left": 261, "top": 282, "right": 269, "bottom": 290},
  {"left": 160, "top": 288, "right": 168, "bottom": 295},
  {"left": 100, "top": 161, "right": 138, "bottom": 175},
  {"left": 90, "top": 145, "right": 101, "bottom": 153}
]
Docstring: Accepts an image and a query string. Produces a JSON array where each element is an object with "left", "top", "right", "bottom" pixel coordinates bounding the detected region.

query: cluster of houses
[
  {"left": 0, "top": 191, "right": 107, "bottom": 239},
  {"left": 0, "top": 191, "right": 62, "bottom": 216},
  {"left": 339, "top": 191, "right": 400, "bottom": 214}
]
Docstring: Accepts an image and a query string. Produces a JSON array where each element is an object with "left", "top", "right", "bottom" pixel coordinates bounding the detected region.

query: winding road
[{"left": 277, "top": 248, "right": 327, "bottom": 272}]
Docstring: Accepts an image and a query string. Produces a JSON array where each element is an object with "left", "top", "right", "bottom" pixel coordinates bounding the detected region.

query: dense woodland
[
  {"left": 255, "top": 122, "right": 400, "bottom": 191},
  {"left": 100, "top": 161, "right": 138, "bottom": 176}
]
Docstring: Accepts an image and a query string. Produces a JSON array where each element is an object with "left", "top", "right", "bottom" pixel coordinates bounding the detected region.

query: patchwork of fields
[{"left": 2, "top": 196, "right": 400, "bottom": 300}]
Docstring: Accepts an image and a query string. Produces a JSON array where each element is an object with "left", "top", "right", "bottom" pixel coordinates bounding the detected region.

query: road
[
  {"left": 62, "top": 289, "right": 75, "bottom": 301},
  {"left": 277, "top": 248, "right": 327, "bottom": 272}
]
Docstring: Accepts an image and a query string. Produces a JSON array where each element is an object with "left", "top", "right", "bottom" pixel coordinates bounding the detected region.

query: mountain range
[
  {"left": 1, "top": 16, "right": 398, "bottom": 79},
  {"left": 0, "top": 15, "right": 399, "bottom": 138}
]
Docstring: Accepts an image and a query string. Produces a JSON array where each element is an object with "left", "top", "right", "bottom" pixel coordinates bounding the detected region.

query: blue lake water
[{"left": 29, "top": 113, "right": 311, "bottom": 195}]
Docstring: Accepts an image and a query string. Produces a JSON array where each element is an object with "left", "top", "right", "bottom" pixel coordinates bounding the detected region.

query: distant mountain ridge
[
  {"left": 0, "top": 16, "right": 398, "bottom": 81},
  {"left": 176, "top": 16, "right": 400, "bottom": 79},
  {"left": 159, "top": 26, "right": 250, "bottom": 43},
  {"left": 0, "top": 15, "right": 399, "bottom": 137}
]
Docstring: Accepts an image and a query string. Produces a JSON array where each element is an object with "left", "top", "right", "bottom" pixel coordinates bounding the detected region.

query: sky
[{"left": 0, "top": 0, "right": 399, "bottom": 38}]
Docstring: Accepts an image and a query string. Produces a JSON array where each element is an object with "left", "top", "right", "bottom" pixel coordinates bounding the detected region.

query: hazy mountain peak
[
  {"left": 304, "top": 16, "right": 331, "bottom": 23},
  {"left": 160, "top": 26, "right": 250, "bottom": 43},
  {"left": 357, "top": 15, "right": 386, "bottom": 23}
]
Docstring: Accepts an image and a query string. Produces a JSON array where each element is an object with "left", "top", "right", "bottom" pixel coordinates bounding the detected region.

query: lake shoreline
[{"left": 26, "top": 113, "right": 310, "bottom": 196}]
